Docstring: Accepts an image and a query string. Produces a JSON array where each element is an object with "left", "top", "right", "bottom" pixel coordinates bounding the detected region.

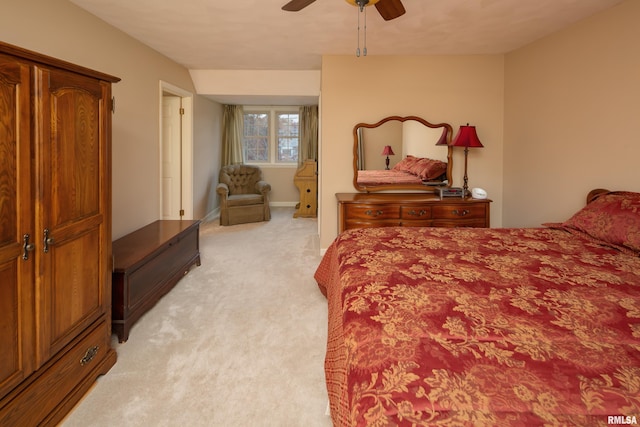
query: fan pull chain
[
  {"left": 356, "top": 5, "right": 361, "bottom": 57},
  {"left": 355, "top": 2, "right": 368, "bottom": 57},
  {"left": 363, "top": 5, "right": 367, "bottom": 56}
]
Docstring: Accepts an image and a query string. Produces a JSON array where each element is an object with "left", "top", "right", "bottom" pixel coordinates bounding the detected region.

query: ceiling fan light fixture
[{"left": 345, "top": 0, "right": 381, "bottom": 8}]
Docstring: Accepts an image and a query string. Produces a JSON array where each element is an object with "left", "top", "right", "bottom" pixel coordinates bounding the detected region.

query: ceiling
[{"left": 71, "top": 0, "right": 624, "bottom": 71}]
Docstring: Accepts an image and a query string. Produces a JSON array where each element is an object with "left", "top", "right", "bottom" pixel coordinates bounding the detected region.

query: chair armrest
[
  {"left": 216, "top": 183, "right": 229, "bottom": 197},
  {"left": 256, "top": 180, "right": 271, "bottom": 195}
]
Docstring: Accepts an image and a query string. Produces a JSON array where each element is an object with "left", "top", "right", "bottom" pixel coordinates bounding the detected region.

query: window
[
  {"left": 243, "top": 107, "right": 299, "bottom": 165},
  {"left": 277, "top": 113, "right": 299, "bottom": 162},
  {"left": 243, "top": 112, "right": 269, "bottom": 162}
]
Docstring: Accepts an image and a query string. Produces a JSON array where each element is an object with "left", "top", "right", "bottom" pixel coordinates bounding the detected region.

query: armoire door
[
  {"left": 34, "top": 66, "right": 112, "bottom": 363},
  {"left": 0, "top": 54, "right": 36, "bottom": 398}
]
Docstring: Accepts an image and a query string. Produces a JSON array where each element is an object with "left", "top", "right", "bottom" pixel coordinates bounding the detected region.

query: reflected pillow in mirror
[
  {"left": 561, "top": 191, "right": 640, "bottom": 253},
  {"left": 408, "top": 158, "right": 448, "bottom": 180},
  {"left": 392, "top": 155, "right": 421, "bottom": 173}
]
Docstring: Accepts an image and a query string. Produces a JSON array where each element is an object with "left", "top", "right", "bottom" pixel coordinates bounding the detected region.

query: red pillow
[
  {"left": 561, "top": 191, "right": 640, "bottom": 253},
  {"left": 406, "top": 157, "right": 447, "bottom": 180},
  {"left": 392, "top": 155, "right": 420, "bottom": 173},
  {"left": 417, "top": 158, "right": 447, "bottom": 180}
]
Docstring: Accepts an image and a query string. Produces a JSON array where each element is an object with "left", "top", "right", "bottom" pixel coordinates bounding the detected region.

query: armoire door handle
[
  {"left": 23, "top": 234, "right": 36, "bottom": 260},
  {"left": 43, "top": 228, "right": 55, "bottom": 253}
]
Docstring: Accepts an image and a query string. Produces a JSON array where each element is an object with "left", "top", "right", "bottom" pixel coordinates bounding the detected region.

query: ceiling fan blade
[
  {"left": 375, "top": 0, "right": 406, "bottom": 21},
  {"left": 282, "top": 0, "right": 317, "bottom": 12}
]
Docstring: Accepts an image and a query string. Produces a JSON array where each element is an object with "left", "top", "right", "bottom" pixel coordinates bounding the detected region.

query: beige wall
[
  {"left": 193, "top": 97, "right": 223, "bottom": 218},
  {"left": 503, "top": 0, "right": 640, "bottom": 226},
  {"left": 1, "top": 0, "right": 221, "bottom": 239},
  {"left": 319, "top": 55, "right": 505, "bottom": 249},
  {"left": 261, "top": 168, "right": 300, "bottom": 206}
]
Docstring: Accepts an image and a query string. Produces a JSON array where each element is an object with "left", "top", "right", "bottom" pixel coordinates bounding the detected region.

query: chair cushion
[
  {"left": 220, "top": 164, "right": 263, "bottom": 195},
  {"left": 227, "top": 194, "right": 264, "bottom": 207}
]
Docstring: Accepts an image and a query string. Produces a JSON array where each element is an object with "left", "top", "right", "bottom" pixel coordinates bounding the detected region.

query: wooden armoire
[{"left": 0, "top": 41, "right": 119, "bottom": 425}]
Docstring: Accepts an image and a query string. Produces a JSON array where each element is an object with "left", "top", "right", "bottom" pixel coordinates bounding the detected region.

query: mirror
[{"left": 353, "top": 116, "right": 453, "bottom": 192}]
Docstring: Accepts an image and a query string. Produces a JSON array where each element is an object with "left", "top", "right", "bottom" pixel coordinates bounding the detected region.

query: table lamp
[
  {"left": 381, "top": 145, "right": 395, "bottom": 170},
  {"left": 451, "top": 124, "right": 483, "bottom": 196}
]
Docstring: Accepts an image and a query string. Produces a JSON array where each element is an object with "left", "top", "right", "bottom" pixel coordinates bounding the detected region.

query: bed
[
  {"left": 315, "top": 189, "right": 640, "bottom": 426},
  {"left": 357, "top": 155, "right": 448, "bottom": 188},
  {"left": 356, "top": 169, "right": 423, "bottom": 187}
]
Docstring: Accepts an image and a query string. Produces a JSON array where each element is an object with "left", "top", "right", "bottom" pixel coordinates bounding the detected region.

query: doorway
[{"left": 159, "top": 81, "right": 193, "bottom": 220}]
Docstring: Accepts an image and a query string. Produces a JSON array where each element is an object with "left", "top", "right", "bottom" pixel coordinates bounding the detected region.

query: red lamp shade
[
  {"left": 381, "top": 145, "right": 395, "bottom": 156},
  {"left": 451, "top": 125, "right": 484, "bottom": 148},
  {"left": 435, "top": 128, "right": 449, "bottom": 146}
]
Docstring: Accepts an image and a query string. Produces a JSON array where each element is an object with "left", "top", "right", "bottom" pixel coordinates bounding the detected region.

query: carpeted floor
[{"left": 61, "top": 207, "right": 332, "bottom": 427}]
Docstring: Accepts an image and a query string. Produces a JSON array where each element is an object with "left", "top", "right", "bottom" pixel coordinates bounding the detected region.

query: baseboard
[
  {"left": 202, "top": 203, "right": 296, "bottom": 223},
  {"left": 202, "top": 208, "right": 220, "bottom": 223},
  {"left": 270, "top": 202, "right": 298, "bottom": 208}
]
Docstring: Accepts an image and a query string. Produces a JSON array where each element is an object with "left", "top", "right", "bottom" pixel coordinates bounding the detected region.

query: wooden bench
[{"left": 111, "top": 220, "right": 201, "bottom": 342}]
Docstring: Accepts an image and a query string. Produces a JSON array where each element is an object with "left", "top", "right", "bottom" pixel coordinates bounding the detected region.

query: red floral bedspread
[{"left": 315, "top": 226, "right": 640, "bottom": 426}]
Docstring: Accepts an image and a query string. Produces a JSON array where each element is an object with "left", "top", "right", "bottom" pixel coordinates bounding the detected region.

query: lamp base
[{"left": 462, "top": 147, "right": 469, "bottom": 196}]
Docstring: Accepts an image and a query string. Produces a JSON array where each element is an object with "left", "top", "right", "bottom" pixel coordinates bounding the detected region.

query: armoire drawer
[{"left": 0, "top": 320, "right": 114, "bottom": 427}]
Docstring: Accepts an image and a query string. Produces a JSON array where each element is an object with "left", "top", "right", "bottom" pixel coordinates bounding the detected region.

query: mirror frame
[{"left": 352, "top": 115, "right": 454, "bottom": 192}]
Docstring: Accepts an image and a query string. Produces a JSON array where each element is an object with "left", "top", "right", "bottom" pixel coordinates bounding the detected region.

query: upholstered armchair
[{"left": 216, "top": 164, "right": 271, "bottom": 226}]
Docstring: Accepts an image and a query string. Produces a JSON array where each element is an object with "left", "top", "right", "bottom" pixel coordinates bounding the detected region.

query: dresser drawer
[
  {"left": 432, "top": 203, "right": 487, "bottom": 220},
  {"left": 400, "top": 205, "right": 432, "bottom": 220},
  {"left": 344, "top": 204, "right": 400, "bottom": 221},
  {"left": 336, "top": 193, "right": 491, "bottom": 233}
]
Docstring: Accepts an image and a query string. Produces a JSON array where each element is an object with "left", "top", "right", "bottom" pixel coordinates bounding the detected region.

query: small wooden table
[
  {"left": 293, "top": 160, "right": 317, "bottom": 218},
  {"left": 111, "top": 220, "right": 201, "bottom": 342}
]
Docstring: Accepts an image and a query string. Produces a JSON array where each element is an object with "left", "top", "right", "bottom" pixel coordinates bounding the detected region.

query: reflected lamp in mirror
[
  {"left": 451, "top": 124, "right": 483, "bottom": 196},
  {"left": 435, "top": 128, "right": 449, "bottom": 146},
  {"left": 381, "top": 145, "right": 395, "bottom": 170}
]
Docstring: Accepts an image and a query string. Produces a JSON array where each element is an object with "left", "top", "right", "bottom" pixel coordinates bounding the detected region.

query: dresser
[
  {"left": 0, "top": 41, "right": 118, "bottom": 425},
  {"left": 337, "top": 193, "right": 491, "bottom": 233}
]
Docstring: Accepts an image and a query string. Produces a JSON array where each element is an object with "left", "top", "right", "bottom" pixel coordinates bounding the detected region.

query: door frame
[{"left": 159, "top": 80, "right": 193, "bottom": 220}]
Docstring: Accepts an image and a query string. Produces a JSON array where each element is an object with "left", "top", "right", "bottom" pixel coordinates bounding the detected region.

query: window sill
[{"left": 245, "top": 163, "right": 298, "bottom": 169}]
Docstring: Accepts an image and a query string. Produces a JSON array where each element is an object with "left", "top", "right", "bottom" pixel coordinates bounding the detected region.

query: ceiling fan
[{"left": 282, "top": 0, "right": 406, "bottom": 21}]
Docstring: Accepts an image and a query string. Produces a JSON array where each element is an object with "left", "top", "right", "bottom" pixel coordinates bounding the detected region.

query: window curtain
[
  {"left": 222, "top": 104, "right": 244, "bottom": 166},
  {"left": 298, "top": 105, "right": 318, "bottom": 167}
]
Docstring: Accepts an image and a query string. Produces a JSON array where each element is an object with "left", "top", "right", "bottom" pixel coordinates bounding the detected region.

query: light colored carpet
[{"left": 61, "top": 207, "right": 332, "bottom": 427}]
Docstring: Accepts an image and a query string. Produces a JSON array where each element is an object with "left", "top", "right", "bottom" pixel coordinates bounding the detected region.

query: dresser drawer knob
[
  {"left": 80, "top": 345, "right": 100, "bottom": 366},
  {"left": 364, "top": 209, "right": 384, "bottom": 217},
  {"left": 452, "top": 209, "right": 470, "bottom": 216},
  {"left": 407, "top": 209, "right": 427, "bottom": 217}
]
